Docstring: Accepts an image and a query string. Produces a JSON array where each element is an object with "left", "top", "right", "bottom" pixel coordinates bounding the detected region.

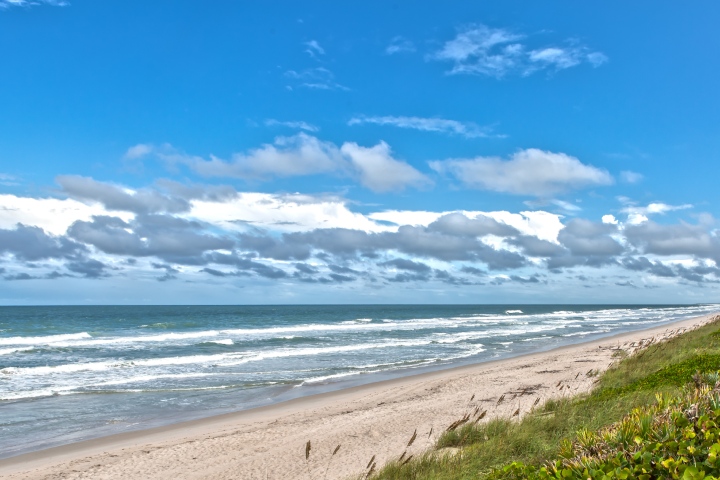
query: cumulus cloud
[
  {"left": 243, "top": 222, "right": 528, "bottom": 270},
  {"left": 189, "top": 191, "right": 385, "bottom": 233},
  {"left": 66, "top": 258, "right": 109, "bottom": 278},
  {"left": 340, "top": 141, "right": 431, "bottom": 192},
  {"left": 557, "top": 219, "right": 624, "bottom": 256},
  {"left": 5, "top": 173, "right": 720, "bottom": 288},
  {"left": 182, "top": 134, "right": 429, "bottom": 193},
  {"left": 67, "top": 214, "right": 235, "bottom": 264},
  {"left": 430, "top": 24, "right": 607, "bottom": 78},
  {"left": 0, "top": 224, "right": 85, "bottom": 261},
  {"left": 430, "top": 148, "right": 613, "bottom": 196},
  {"left": 57, "top": 175, "right": 190, "bottom": 214},
  {"left": 427, "top": 212, "right": 519, "bottom": 237},
  {"left": 379, "top": 258, "right": 432, "bottom": 272},
  {"left": 0, "top": 194, "right": 117, "bottom": 236},
  {"left": 188, "top": 134, "right": 343, "bottom": 179},
  {"left": 348, "top": 115, "right": 499, "bottom": 138},
  {"left": 508, "top": 235, "right": 567, "bottom": 258},
  {"left": 624, "top": 221, "right": 719, "bottom": 260}
]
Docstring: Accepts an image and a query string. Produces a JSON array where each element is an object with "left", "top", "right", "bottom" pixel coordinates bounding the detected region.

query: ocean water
[{"left": 0, "top": 303, "right": 717, "bottom": 458}]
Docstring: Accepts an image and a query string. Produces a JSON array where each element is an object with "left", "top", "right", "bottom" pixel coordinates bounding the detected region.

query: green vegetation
[{"left": 369, "top": 317, "right": 720, "bottom": 480}]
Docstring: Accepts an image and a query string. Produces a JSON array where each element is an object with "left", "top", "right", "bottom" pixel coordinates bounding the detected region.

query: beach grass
[{"left": 368, "top": 316, "right": 720, "bottom": 479}]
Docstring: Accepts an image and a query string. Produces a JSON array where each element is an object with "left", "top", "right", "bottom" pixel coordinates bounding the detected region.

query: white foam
[
  {"left": 0, "top": 332, "right": 91, "bottom": 346},
  {"left": 0, "top": 338, "right": 435, "bottom": 377},
  {"left": 51, "top": 330, "right": 221, "bottom": 347},
  {"left": 0, "top": 347, "right": 34, "bottom": 356}
]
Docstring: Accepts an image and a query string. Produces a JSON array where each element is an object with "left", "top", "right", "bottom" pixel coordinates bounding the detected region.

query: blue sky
[{"left": 1, "top": 1, "right": 719, "bottom": 305}]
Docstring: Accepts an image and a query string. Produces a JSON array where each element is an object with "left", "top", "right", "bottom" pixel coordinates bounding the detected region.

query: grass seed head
[{"left": 407, "top": 429, "right": 417, "bottom": 447}]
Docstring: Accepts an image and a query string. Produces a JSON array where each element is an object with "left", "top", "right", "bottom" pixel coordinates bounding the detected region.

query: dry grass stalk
[
  {"left": 401, "top": 455, "right": 414, "bottom": 466},
  {"left": 398, "top": 450, "right": 406, "bottom": 462},
  {"left": 446, "top": 413, "right": 471, "bottom": 432},
  {"left": 407, "top": 429, "right": 417, "bottom": 447},
  {"left": 366, "top": 462, "right": 376, "bottom": 479},
  {"left": 304, "top": 440, "right": 312, "bottom": 480},
  {"left": 366, "top": 455, "right": 376, "bottom": 469},
  {"left": 496, "top": 394, "right": 506, "bottom": 405},
  {"left": 323, "top": 444, "right": 341, "bottom": 480},
  {"left": 512, "top": 407, "right": 520, "bottom": 417}
]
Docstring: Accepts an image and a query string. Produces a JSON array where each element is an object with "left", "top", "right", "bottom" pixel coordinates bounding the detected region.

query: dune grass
[{"left": 368, "top": 316, "right": 720, "bottom": 480}]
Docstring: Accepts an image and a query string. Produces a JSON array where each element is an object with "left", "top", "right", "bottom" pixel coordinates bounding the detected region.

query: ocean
[{"left": 0, "top": 303, "right": 717, "bottom": 459}]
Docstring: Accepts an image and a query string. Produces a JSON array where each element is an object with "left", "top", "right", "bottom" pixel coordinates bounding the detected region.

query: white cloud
[
  {"left": 189, "top": 193, "right": 390, "bottom": 234},
  {"left": 0, "top": 173, "right": 19, "bottom": 186},
  {"left": 620, "top": 171, "right": 644, "bottom": 184},
  {"left": 348, "top": 115, "right": 500, "bottom": 138},
  {"left": 430, "top": 24, "right": 607, "bottom": 78},
  {"left": 550, "top": 199, "right": 582, "bottom": 212},
  {"left": 627, "top": 213, "right": 649, "bottom": 225},
  {"left": 602, "top": 214, "right": 618, "bottom": 225},
  {"left": 175, "top": 134, "right": 429, "bottom": 193},
  {"left": 621, "top": 202, "right": 693, "bottom": 217},
  {"left": 490, "top": 210, "right": 565, "bottom": 242},
  {"left": 587, "top": 52, "right": 609, "bottom": 67},
  {"left": 264, "top": 119, "right": 319, "bottom": 132},
  {"left": 304, "top": 40, "right": 325, "bottom": 58},
  {"left": 433, "top": 25, "right": 523, "bottom": 64},
  {"left": 0, "top": 194, "right": 130, "bottom": 235},
  {"left": 385, "top": 36, "right": 416, "bottom": 55},
  {"left": 430, "top": 148, "right": 613, "bottom": 196},
  {"left": 0, "top": 0, "right": 68, "bottom": 9},
  {"left": 124, "top": 144, "right": 154, "bottom": 160},
  {"left": 341, "top": 141, "right": 431, "bottom": 193},
  {"left": 285, "top": 67, "right": 349, "bottom": 91},
  {"left": 527, "top": 47, "right": 583, "bottom": 72},
  {"left": 619, "top": 202, "right": 695, "bottom": 227},
  {"left": 368, "top": 209, "right": 564, "bottom": 242},
  {"left": 189, "top": 133, "right": 345, "bottom": 179}
]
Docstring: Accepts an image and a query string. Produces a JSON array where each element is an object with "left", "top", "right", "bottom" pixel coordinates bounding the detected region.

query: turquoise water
[{"left": 0, "top": 304, "right": 716, "bottom": 458}]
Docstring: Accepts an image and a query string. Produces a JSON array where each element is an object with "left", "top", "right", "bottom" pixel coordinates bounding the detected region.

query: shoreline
[{"left": 1, "top": 312, "right": 717, "bottom": 479}]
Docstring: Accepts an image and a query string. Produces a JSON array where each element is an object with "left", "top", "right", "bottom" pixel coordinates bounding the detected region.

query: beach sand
[{"left": 1, "top": 313, "right": 716, "bottom": 480}]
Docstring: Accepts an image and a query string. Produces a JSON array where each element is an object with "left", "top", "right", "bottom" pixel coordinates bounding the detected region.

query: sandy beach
[{"left": 1, "top": 313, "right": 716, "bottom": 480}]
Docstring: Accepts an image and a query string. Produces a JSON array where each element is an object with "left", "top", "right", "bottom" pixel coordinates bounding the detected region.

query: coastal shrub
[{"left": 490, "top": 380, "right": 720, "bottom": 479}]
